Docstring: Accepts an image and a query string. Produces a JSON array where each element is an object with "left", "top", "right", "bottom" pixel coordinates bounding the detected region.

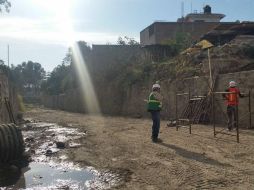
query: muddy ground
[{"left": 24, "top": 107, "right": 254, "bottom": 190}]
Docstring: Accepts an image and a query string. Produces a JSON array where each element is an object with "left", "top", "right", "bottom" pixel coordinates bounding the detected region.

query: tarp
[
  {"left": 195, "top": 40, "right": 214, "bottom": 49},
  {"left": 181, "top": 40, "right": 214, "bottom": 54}
]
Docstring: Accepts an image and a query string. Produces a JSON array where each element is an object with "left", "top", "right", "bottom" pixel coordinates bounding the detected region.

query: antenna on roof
[{"left": 181, "top": 1, "right": 185, "bottom": 18}]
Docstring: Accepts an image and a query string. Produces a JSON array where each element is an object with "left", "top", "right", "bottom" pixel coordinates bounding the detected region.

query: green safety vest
[{"left": 147, "top": 92, "right": 162, "bottom": 111}]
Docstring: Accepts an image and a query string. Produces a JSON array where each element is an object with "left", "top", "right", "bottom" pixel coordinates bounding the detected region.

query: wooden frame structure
[
  {"left": 175, "top": 90, "right": 192, "bottom": 134},
  {"left": 174, "top": 89, "right": 252, "bottom": 143}
]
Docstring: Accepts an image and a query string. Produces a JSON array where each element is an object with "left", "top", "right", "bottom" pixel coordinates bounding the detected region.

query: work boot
[{"left": 152, "top": 138, "right": 163, "bottom": 143}]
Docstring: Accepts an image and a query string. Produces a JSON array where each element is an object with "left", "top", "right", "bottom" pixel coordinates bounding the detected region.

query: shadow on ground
[{"left": 159, "top": 143, "right": 232, "bottom": 167}]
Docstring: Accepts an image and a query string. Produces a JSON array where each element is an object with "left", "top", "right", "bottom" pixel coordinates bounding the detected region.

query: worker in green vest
[{"left": 147, "top": 82, "right": 163, "bottom": 143}]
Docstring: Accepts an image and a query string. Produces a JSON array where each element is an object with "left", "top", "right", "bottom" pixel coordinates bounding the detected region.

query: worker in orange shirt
[{"left": 223, "top": 81, "right": 244, "bottom": 131}]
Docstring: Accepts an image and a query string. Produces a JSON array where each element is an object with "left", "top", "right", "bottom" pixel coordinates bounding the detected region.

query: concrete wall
[
  {"left": 91, "top": 45, "right": 144, "bottom": 72},
  {"left": 120, "top": 70, "right": 254, "bottom": 128},
  {"left": 140, "top": 24, "right": 156, "bottom": 45},
  {"left": 41, "top": 70, "right": 254, "bottom": 128},
  {"left": 140, "top": 22, "right": 221, "bottom": 45},
  {"left": 185, "top": 13, "right": 225, "bottom": 22}
]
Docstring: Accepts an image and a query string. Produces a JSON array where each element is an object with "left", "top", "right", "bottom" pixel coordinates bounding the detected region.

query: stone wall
[
  {"left": 41, "top": 70, "right": 254, "bottom": 128},
  {"left": 121, "top": 70, "right": 254, "bottom": 128}
]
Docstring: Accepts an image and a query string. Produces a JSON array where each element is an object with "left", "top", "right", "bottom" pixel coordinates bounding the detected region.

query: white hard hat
[
  {"left": 229, "top": 81, "right": 236, "bottom": 87},
  {"left": 152, "top": 83, "right": 160, "bottom": 90}
]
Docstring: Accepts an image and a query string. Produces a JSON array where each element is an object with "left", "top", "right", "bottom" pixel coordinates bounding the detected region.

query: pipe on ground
[{"left": 0, "top": 123, "right": 24, "bottom": 163}]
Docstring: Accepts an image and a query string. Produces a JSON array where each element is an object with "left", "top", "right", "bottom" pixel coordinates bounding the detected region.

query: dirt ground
[{"left": 25, "top": 107, "right": 254, "bottom": 190}]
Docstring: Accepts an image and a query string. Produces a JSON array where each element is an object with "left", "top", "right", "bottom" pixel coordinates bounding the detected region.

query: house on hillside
[{"left": 140, "top": 5, "right": 230, "bottom": 46}]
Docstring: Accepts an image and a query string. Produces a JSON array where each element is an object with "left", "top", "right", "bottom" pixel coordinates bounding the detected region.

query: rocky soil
[{"left": 24, "top": 107, "right": 254, "bottom": 190}]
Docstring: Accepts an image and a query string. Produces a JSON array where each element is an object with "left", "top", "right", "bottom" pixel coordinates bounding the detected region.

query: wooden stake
[{"left": 208, "top": 48, "right": 213, "bottom": 90}]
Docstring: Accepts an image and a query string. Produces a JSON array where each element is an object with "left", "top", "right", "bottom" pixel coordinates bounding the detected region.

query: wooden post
[
  {"left": 236, "top": 105, "right": 239, "bottom": 143},
  {"left": 249, "top": 90, "right": 252, "bottom": 129},
  {"left": 208, "top": 48, "right": 213, "bottom": 90},
  {"left": 188, "top": 86, "right": 191, "bottom": 134},
  {"left": 212, "top": 92, "right": 216, "bottom": 137},
  {"left": 175, "top": 90, "right": 178, "bottom": 131}
]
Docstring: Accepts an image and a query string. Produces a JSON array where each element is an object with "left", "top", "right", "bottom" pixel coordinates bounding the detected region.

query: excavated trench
[{"left": 0, "top": 122, "right": 126, "bottom": 190}]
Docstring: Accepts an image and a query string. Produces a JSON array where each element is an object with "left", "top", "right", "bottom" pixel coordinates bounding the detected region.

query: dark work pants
[
  {"left": 227, "top": 105, "right": 237, "bottom": 130},
  {"left": 150, "top": 111, "right": 160, "bottom": 139}
]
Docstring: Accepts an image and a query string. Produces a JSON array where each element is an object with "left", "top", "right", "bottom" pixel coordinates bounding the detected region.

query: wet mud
[{"left": 0, "top": 122, "right": 126, "bottom": 190}]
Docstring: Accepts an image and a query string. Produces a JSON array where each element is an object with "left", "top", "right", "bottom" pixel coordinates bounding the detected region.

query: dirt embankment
[{"left": 25, "top": 107, "right": 254, "bottom": 190}]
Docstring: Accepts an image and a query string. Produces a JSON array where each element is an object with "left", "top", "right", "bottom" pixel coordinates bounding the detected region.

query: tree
[
  {"left": 41, "top": 63, "right": 74, "bottom": 95},
  {"left": 117, "top": 37, "right": 126, "bottom": 45},
  {"left": 117, "top": 36, "right": 139, "bottom": 45},
  {"left": 11, "top": 61, "right": 46, "bottom": 95},
  {"left": 0, "top": 0, "right": 11, "bottom": 12},
  {"left": 62, "top": 48, "right": 72, "bottom": 66},
  {"left": 0, "top": 59, "right": 9, "bottom": 75},
  {"left": 21, "top": 61, "right": 45, "bottom": 87},
  {"left": 162, "top": 32, "right": 192, "bottom": 53},
  {"left": 41, "top": 48, "right": 79, "bottom": 95}
]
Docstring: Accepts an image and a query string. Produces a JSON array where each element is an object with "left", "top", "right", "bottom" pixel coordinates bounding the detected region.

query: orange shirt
[{"left": 225, "top": 87, "right": 241, "bottom": 106}]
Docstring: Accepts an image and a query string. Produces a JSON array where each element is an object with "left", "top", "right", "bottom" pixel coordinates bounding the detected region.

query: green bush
[{"left": 17, "top": 94, "right": 25, "bottom": 112}]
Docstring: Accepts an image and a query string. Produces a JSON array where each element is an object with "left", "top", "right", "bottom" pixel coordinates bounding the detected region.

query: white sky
[
  {"left": 0, "top": 0, "right": 126, "bottom": 71},
  {"left": 0, "top": 0, "right": 253, "bottom": 71}
]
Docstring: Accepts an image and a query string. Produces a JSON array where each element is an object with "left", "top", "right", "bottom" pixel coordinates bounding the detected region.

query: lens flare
[
  {"left": 34, "top": 1, "right": 101, "bottom": 114},
  {"left": 71, "top": 43, "right": 101, "bottom": 114}
]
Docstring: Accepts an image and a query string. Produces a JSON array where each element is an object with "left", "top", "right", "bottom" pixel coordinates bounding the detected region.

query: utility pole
[
  {"left": 7, "top": 44, "right": 9, "bottom": 68},
  {"left": 7, "top": 44, "right": 10, "bottom": 99},
  {"left": 208, "top": 48, "right": 213, "bottom": 89}
]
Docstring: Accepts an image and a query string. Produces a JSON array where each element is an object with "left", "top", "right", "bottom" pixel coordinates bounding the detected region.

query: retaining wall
[{"left": 41, "top": 70, "right": 254, "bottom": 128}]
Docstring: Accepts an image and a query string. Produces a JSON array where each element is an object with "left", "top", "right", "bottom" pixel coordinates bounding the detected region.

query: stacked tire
[{"left": 0, "top": 124, "right": 24, "bottom": 163}]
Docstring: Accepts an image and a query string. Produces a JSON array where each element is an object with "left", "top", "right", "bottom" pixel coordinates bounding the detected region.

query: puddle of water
[
  {"left": 0, "top": 162, "right": 93, "bottom": 189},
  {"left": 0, "top": 122, "right": 125, "bottom": 190},
  {"left": 24, "top": 162, "right": 94, "bottom": 189},
  {"left": 1, "top": 161, "right": 122, "bottom": 190}
]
